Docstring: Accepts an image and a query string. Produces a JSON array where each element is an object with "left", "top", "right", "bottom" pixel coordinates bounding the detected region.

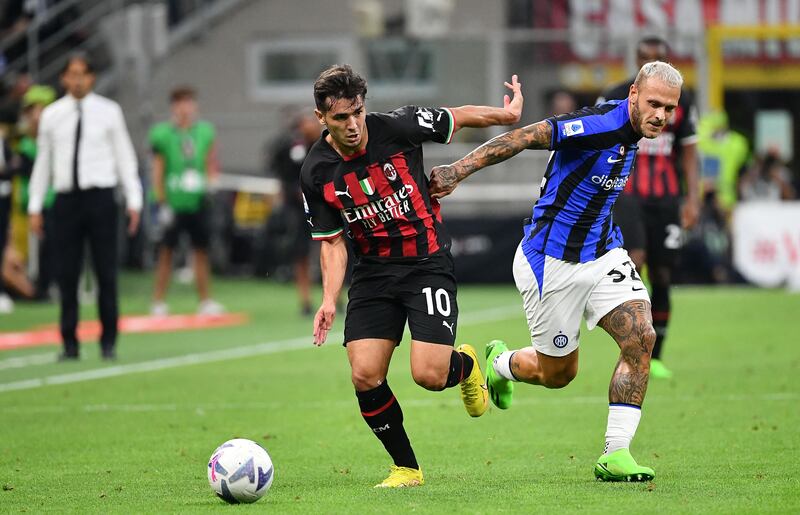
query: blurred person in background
[
  {"left": 28, "top": 53, "right": 142, "bottom": 361},
  {"left": 149, "top": 86, "right": 223, "bottom": 317},
  {"left": 303, "top": 64, "right": 523, "bottom": 488},
  {"left": 696, "top": 111, "right": 749, "bottom": 218},
  {"left": 739, "top": 150, "right": 795, "bottom": 202},
  {"left": 596, "top": 36, "right": 700, "bottom": 380},
  {"left": 430, "top": 61, "right": 685, "bottom": 484},
  {"left": 0, "top": 131, "right": 14, "bottom": 313},
  {"left": 0, "top": 72, "right": 32, "bottom": 127},
  {"left": 548, "top": 88, "right": 577, "bottom": 116},
  {"left": 691, "top": 111, "right": 750, "bottom": 284},
  {"left": 267, "top": 110, "right": 321, "bottom": 316},
  {"left": 16, "top": 84, "right": 57, "bottom": 301}
]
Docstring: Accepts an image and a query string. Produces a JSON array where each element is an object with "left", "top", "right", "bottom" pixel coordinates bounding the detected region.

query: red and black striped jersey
[
  {"left": 300, "top": 105, "right": 455, "bottom": 260},
  {"left": 597, "top": 81, "right": 698, "bottom": 201}
]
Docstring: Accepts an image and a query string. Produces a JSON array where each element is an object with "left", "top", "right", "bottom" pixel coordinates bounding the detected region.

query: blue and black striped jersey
[{"left": 526, "top": 99, "right": 641, "bottom": 263}]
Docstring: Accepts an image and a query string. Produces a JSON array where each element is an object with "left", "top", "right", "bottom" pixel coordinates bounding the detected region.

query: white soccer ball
[{"left": 207, "top": 438, "right": 274, "bottom": 504}]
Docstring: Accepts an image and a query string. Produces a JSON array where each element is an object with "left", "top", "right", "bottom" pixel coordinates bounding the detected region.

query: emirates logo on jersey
[
  {"left": 341, "top": 183, "right": 415, "bottom": 229},
  {"left": 383, "top": 162, "right": 398, "bottom": 181}
]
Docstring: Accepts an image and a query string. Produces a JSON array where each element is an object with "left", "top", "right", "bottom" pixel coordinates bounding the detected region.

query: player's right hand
[
  {"left": 429, "top": 164, "right": 460, "bottom": 199},
  {"left": 29, "top": 213, "right": 44, "bottom": 238},
  {"left": 502, "top": 74, "right": 523, "bottom": 124},
  {"left": 313, "top": 301, "right": 336, "bottom": 346}
]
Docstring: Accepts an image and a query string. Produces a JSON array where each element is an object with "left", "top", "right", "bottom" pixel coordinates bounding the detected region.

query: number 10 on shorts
[{"left": 422, "top": 287, "right": 451, "bottom": 316}]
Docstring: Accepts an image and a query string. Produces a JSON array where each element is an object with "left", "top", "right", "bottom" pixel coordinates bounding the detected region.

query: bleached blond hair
[{"left": 634, "top": 61, "right": 683, "bottom": 89}]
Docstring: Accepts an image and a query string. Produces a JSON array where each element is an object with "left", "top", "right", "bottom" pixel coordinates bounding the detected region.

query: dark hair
[
  {"left": 313, "top": 65, "right": 367, "bottom": 112},
  {"left": 170, "top": 86, "right": 197, "bottom": 103},
  {"left": 637, "top": 36, "right": 669, "bottom": 58},
  {"left": 61, "top": 52, "right": 95, "bottom": 75}
]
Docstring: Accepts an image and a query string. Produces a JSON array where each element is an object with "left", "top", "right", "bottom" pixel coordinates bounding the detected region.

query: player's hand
[
  {"left": 127, "top": 209, "right": 141, "bottom": 236},
  {"left": 681, "top": 198, "right": 700, "bottom": 229},
  {"left": 157, "top": 204, "right": 175, "bottom": 228},
  {"left": 29, "top": 213, "right": 44, "bottom": 238},
  {"left": 502, "top": 74, "right": 523, "bottom": 124},
  {"left": 429, "top": 164, "right": 460, "bottom": 199},
  {"left": 313, "top": 300, "right": 336, "bottom": 346}
]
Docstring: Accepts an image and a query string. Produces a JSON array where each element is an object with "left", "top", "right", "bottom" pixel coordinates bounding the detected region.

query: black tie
[{"left": 72, "top": 102, "right": 82, "bottom": 191}]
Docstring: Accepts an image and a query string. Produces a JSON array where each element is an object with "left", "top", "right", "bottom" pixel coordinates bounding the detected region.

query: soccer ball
[{"left": 207, "top": 438, "right": 274, "bottom": 504}]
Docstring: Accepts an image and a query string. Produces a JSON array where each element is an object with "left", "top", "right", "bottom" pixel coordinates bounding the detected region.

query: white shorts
[{"left": 512, "top": 244, "right": 650, "bottom": 357}]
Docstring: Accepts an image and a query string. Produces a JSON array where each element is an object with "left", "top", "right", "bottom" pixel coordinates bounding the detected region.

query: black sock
[
  {"left": 356, "top": 381, "right": 418, "bottom": 469},
  {"left": 651, "top": 284, "right": 670, "bottom": 360},
  {"left": 444, "top": 350, "right": 475, "bottom": 388}
]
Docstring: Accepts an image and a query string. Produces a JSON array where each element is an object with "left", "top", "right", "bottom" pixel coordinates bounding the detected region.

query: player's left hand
[
  {"left": 429, "top": 164, "right": 460, "bottom": 199},
  {"left": 127, "top": 209, "right": 141, "bottom": 236},
  {"left": 681, "top": 198, "right": 700, "bottom": 229},
  {"left": 502, "top": 74, "right": 523, "bottom": 124},
  {"left": 313, "top": 301, "right": 336, "bottom": 346}
]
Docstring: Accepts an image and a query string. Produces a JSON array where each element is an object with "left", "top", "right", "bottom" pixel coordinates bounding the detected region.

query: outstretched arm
[
  {"left": 429, "top": 120, "right": 552, "bottom": 199},
  {"left": 449, "top": 75, "right": 523, "bottom": 130}
]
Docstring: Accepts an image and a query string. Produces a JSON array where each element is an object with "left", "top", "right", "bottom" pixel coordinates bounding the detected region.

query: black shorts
[
  {"left": 161, "top": 205, "right": 211, "bottom": 250},
  {"left": 614, "top": 194, "right": 682, "bottom": 267},
  {"left": 344, "top": 252, "right": 458, "bottom": 346}
]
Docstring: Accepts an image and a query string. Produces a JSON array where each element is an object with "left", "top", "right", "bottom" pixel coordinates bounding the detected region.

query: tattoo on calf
[{"left": 599, "top": 300, "right": 656, "bottom": 406}]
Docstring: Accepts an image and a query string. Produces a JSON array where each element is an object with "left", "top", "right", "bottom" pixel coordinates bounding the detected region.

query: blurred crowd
[{"left": 2, "top": 4, "right": 800, "bottom": 315}]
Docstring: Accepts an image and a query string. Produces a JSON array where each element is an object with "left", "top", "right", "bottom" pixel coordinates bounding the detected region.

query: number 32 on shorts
[
  {"left": 422, "top": 287, "right": 451, "bottom": 316},
  {"left": 607, "top": 261, "right": 646, "bottom": 292}
]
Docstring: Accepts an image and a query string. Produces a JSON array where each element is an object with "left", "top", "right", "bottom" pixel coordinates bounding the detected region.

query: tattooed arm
[{"left": 429, "top": 120, "right": 552, "bottom": 199}]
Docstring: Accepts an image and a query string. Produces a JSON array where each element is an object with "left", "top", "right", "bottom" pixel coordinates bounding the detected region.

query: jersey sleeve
[
  {"left": 148, "top": 124, "right": 165, "bottom": 155},
  {"left": 385, "top": 105, "right": 455, "bottom": 145},
  {"left": 547, "top": 105, "right": 627, "bottom": 151},
  {"left": 675, "top": 92, "right": 698, "bottom": 145},
  {"left": 300, "top": 168, "right": 344, "bottom": 241}
]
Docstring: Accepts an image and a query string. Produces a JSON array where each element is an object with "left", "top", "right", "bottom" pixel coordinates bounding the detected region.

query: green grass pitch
[{"left": 1, "top": 273, "right": 798, "bottom": 513}]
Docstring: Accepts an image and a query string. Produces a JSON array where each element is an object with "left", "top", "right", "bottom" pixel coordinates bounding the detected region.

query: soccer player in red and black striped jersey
[
  {"left": 597, "top": 37, "right": 700, "bottom": 379},
  {"left": 300, "top": 64, "right": 523, "bottom": 488}
]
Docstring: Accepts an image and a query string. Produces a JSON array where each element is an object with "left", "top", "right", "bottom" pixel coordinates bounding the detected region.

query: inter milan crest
[
  {"left": 383, "top": 162, "right": 398, "bottom": 182},
  {"left": 553, "top": 332, "right": 569, "bottom": 348}
]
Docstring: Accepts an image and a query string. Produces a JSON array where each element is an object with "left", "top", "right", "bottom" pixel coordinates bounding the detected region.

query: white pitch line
[
  {"left": 0, "top": 337, "right": 310, "bottom": 394},
  {"left": 0, "top": 353, "right": 57, "bottom": 370},
  {"left": 0, "top": 304, "right": 523, "bottom": 393}
]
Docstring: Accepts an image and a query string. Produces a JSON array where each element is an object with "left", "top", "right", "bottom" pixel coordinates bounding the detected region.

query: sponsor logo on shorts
[
  {"left": 553, "top": 333, "right": 569, "bottom": 348},
  {"left": 442, "top": 320, "right": 455, "bottom": 335}
]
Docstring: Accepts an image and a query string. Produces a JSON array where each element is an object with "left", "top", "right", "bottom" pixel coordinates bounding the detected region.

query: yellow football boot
[
  {"left": 374, "top": 465, "right": 424, "bottom": 488},
  {"left": 457, "top": 344, "right": 489, "bottom": 417}
]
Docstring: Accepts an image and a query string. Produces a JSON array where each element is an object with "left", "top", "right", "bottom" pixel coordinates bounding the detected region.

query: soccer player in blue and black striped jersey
[{"left": 429, "top": 61, "right": 684, "bottom": 483}]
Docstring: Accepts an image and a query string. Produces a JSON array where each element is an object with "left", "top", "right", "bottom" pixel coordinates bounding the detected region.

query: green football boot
[
  {"left": 594, "top": 448, "right": 655, "bottom": 482},
  {"left": 649, "top": 359, "right": 674, "bottom": 379},
  {"left": 485, "top": 340, "right": 514, "bottom": 410}
]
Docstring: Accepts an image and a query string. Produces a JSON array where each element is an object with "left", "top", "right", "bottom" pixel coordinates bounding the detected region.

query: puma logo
[
  {"left": 334, "top": 186, "right": 352, "bottom": 199},
  {"left": 442, "top": 320, "right": 455, "bottom": 335}
]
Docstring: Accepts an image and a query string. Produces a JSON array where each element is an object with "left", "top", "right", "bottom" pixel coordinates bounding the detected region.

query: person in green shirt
[
  {"left": 149, "top": 86, "right": 223, "bottom": 316},
  {"left": 17, "top": 85, "right": 57, "bottom": 300}
]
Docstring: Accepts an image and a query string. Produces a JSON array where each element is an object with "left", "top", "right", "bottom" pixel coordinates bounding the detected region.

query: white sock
[
  {"left": 492, "top": 351, "right": 520, "bottom": 382},
  {"left": 604, "top": 404, "right": 642, "bottom": 454}
]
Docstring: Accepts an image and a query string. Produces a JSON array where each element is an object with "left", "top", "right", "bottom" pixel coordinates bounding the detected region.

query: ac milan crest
[{"left": 383, "top": 162, "right": 398, "bottom": 181}]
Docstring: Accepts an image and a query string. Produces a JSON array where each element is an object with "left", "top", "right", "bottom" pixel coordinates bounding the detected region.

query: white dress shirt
[{"left": 28, "top": 92, "right": 142, "bottom": 213}]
